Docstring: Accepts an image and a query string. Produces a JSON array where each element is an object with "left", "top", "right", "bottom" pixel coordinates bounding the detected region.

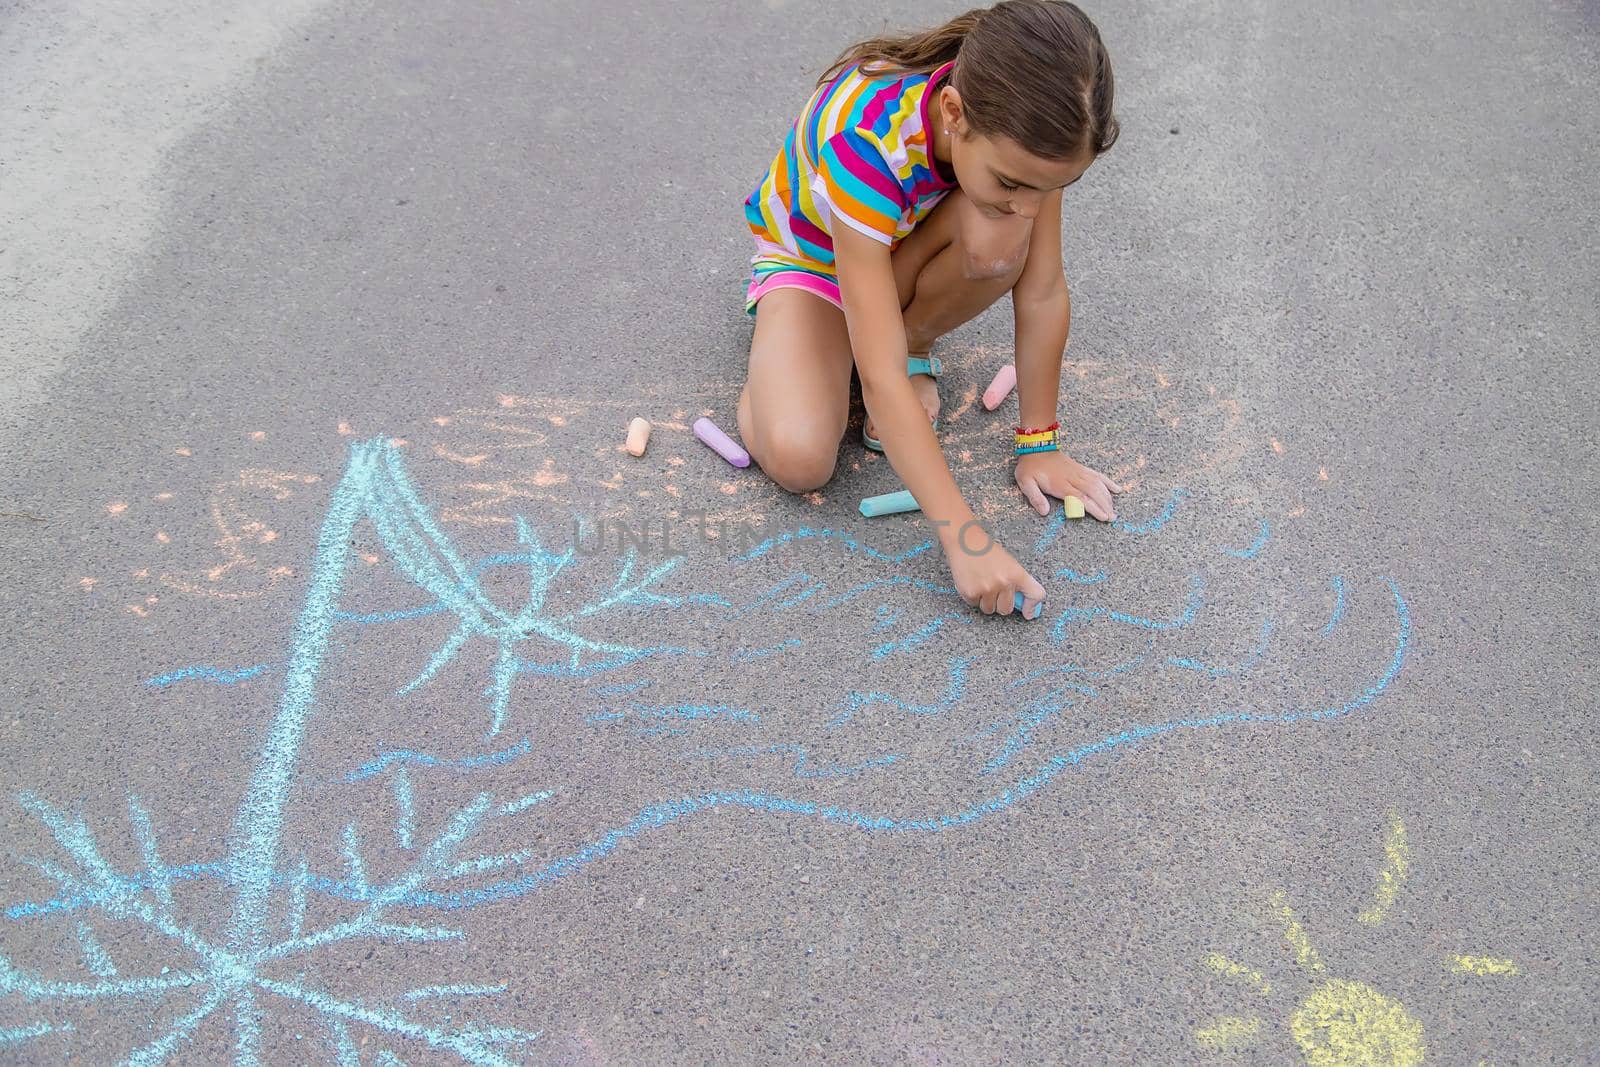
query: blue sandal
[{"left": 862, "top": 354, "right": 942, "bottom": 452}]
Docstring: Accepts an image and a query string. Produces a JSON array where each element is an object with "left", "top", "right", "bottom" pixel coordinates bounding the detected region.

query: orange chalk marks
[
  {"left": 432, "top": 416, "right": 452, "bottom": 426},
  {"left": 548, "top": 415, "right": 567, "bottom": 426},
  {"left": 1271, "top": 437, "right": 1284, "bottom": 454},
  {"left": 1318, "top": 467, "right": 1329, "bottom": 481},
  {"left": 145, "top": 596, "right": 159, "bottom": 605},
  {"left": 635, "top": 490, "right": 653, "bottom": 498},
  {"left": 1136, "top": 455, "right": 1148, "bottom": 468},
  {"left": 154, "top": 491, "right": 174, "bottom": 502},
  {"left": 238, "top": 470, "right": 321, "bottom": 497},
  {"left": 719, "top": 483, "right": 739, "bottom": 495},
  {"left": 337, "top": 421, "right": 354, "bottom": 436},
  {"left": 496, "top": 394, "right": 520, "bottom": 408},
  {"left": 664, "top": 485, "right": 680, "bottom": 497},
  {"left": 78, "top": 578, "right": 96, "bottom": 590},
  {"left": 174, "top": 447, "right": 193, "bottom": 457},
  {"left": 945, "top": 384, "right": 979, "bottom": 423},
  {"left": 699, "top": 408, "right": 713, "bottom": 417},
  {"left": 666, "top": 456, "right": 685, "bottom": 466},
  {"left": 132, "top": 569, "right": 150, "bottom": 579},
  {"left": 249, "top": 431, "right": 267, "bottom": 441},
  {"left": 106, "top": 501, "right": 129, "bottom": 516},
  {"left": 806, "top": 492, "right": 824, "bottom": 506},
  {"left": 155, "top": 530, "right": 171, "bottom": 543},
  {"left": 1287, "top": 506, "right": 1307, "bottom": 518},
  {"left": 673, "top": 410, "right": 687, "bottom": 419},
  {"left": 389, "top": 438, "right": 408, "bottom": 448},
  {"left": 126, "top": 604, "right": 149, "bottom": 617},
  {"left": 433, "top": 446, "right": 490, "bottom": 466},
  {"left": 959, "top": 450, "right": 974, "bottom": 463},
  {"left": 358, "top": 552, "right": 380, "bottom": 565}
]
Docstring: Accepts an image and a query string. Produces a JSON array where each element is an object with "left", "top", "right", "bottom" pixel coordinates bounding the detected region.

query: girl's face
[{"left": 933, "top": 88, "right": 1096, "bottom": 220}]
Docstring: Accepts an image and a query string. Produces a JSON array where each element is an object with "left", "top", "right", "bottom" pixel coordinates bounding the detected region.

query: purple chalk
[{"left": 693, "top": 417, "right": 750, "bottom": 468}]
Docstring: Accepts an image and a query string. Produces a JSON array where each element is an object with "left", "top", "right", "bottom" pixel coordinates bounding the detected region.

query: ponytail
[{"left": 814, "top": 8, "right": 986, "bottom": 87}]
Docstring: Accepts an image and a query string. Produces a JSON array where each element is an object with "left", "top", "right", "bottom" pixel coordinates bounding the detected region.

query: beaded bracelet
[{"left": 1014, "top": 420, "right": 1060, "bottom": 456}]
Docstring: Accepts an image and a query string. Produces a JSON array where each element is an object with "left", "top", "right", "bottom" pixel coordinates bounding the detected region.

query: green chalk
[
  {"left": 860, "top": 488, "right": 919, "bottom": 517},
  {"left": 1063, "top": 495, "right": 1086, "bottom": 519}
]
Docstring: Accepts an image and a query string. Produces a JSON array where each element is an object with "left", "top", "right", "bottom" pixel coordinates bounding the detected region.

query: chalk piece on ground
[
  {"left": 1013, "top": 591, "right": 1041, "bottom": 620},
  {"left": 693, "top": 416, "right": 750, "bottom": 468},
  {"left": 1064, "top": 495, "right": 1086, "bottom": 519},
  {"left": 982, "top": 363, "right": 1018, "bottom": 410},
  {"left": 625, "top": 417, "right": 652, "bottom": 457},
  {"left": 859, "top": 488, "right": 919, "bottom": 517}
]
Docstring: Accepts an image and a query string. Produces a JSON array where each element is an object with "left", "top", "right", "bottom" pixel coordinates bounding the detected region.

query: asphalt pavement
[{"left": 1, "top": 0, "right": 1596, "bottom": 1062}]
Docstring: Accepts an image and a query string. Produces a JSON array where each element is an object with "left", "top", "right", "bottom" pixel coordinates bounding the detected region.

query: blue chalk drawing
[
  {"left": 1054, "top": 567, "right": 1108, "bottom": 584},
  {"left": 1167, "top": 618, "right": 1276, "bottom": 677},
  {"left": 144, "top": 663, "right": 273, "bottom": 688},
  {"left": 737, "top": 526, "right": 935, "bottom": 564},
  {"left": 731, "top": 639, "right": 805, "bottom": 661},
  {"left": 1112, "top": 488, "right": 1190, "bottom": 535},
  {"left": 0, "top": 436, "right": 1415, "bottom": 1062},
  {"left": 871, "top": 611, "right": 971, "bottom": 659},
  {"left": 1323, "top": 575, "right": 1347, "bottom": 636},
  {"left": 828, "top": 656, "right": 975, "bottom": 728},
  {"left": 1223, "top": 518, "right": 1271, "bottom": 559},
  {"left": 345, "top": 739, "right": 534, "bottom": 782},
  {"left": 1049, "top": 575, "right": 1207, "bottom": 643},
  {"left": 672, "top": 744, "right": 901, "bottom": 779}
]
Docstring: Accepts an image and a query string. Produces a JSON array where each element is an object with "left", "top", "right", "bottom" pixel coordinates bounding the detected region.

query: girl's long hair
[{"left": 815, "top": 0, "right": 1119, "bottom": 161}]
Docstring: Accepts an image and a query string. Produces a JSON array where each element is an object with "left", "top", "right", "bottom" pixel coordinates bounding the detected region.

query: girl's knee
[
  {"left": 962, "top": 237, "right": 1031, "bottom": 282},
  {"left": 756, "top": 424, "right": 840, "bottom": 493}
]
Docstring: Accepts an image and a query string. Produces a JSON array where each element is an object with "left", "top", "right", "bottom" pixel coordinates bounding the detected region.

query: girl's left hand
[{"left": 1015, "top": 450, "right": 1125, "bottom": 522}]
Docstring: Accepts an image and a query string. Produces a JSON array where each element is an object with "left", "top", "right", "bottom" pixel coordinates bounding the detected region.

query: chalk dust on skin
[
  {"left": 0, "top": 0, "right": 340, "bottom": 411},
  {"left": 99, "top": 349, "right": 1322, "bottom": 621}
]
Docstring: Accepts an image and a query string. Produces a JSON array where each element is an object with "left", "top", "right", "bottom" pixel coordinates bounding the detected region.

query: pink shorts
[{"left": 744, "top": 268, "right": 842, "bottom": 316}]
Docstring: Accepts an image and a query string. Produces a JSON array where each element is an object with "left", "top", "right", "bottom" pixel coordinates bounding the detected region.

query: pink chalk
[
  {"left": 983, "top": 363, "right": 1017, "bottom": 410},
  {"left": 693, "top": 416, "right": 750, "bottom": 468}
]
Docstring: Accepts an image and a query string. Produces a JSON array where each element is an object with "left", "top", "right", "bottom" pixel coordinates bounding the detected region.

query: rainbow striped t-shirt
[{"left": 743, "top": 61, "right": 957, "bottom": 311}]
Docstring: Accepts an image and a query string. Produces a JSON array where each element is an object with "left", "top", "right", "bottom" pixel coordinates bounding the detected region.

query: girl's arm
[
  {"left": 832, "top": 222, "right": 977, "bottom": 540},
  {"left": 1011, "top": 188, "right": 1123, "bottom": 521}
]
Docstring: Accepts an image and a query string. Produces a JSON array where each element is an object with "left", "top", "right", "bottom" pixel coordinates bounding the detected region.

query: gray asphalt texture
[{"left": 2, "top": 0, "right": 1597, "bottom": 1063}]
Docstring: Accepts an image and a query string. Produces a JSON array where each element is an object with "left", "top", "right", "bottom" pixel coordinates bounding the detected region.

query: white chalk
[
  {"left": 982, "top": 363, "right": 1017, "bottom": 410},
  {"left": 693, "top": 416, "right": 749, "bottom": 468},
  {"left": 625, "top": 417, "right": 651, "bottom": 457}
]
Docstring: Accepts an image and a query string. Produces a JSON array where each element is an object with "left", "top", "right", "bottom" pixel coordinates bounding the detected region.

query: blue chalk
[
  {"left": 1013, "top": 592, "right": 1041, "bottom": 620},
  {"left": 859, "top": 489, "right": 919, "bottom": 518}
]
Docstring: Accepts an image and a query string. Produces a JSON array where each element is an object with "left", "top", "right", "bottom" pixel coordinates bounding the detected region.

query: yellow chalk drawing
[
  {"left": 1194, "top": 1016, "right": 1261, "bottom": 1050},
  {"left": 1289, "top": 979, "right": 1424, "bottom": 1067},
  {"left": 1192, "top": 813, "right": 1522, "bottom": 1064},
  {"left": 1270, "top": 890, "right": 1325, "bottom": 973},
  {"left": 1358, "top": 812, "right": 1410, "bottom": 925},
  {"left": 1449, "top": 956, "right": 1519, "bottom": 977},
  {"left": 1205, "top": 952, "right": 1271, "bottom": 994}
]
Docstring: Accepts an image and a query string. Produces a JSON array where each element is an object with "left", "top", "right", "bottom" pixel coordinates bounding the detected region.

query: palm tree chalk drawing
[{"left": 1193, "top": 813, "right": 1522, "bottom": 1065}]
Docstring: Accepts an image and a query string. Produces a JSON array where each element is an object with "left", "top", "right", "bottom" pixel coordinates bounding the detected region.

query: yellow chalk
[
  {"left": 625, "top": 417, "right": 652, "bottom": 457},
  {"left": 1064, "top": 495, "right": 1085, "bottom": 519}
]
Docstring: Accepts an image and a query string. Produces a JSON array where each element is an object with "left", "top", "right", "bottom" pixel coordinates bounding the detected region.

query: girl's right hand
[{"left": 941, "top": 519, "right": 1047, "bottom": 619}]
